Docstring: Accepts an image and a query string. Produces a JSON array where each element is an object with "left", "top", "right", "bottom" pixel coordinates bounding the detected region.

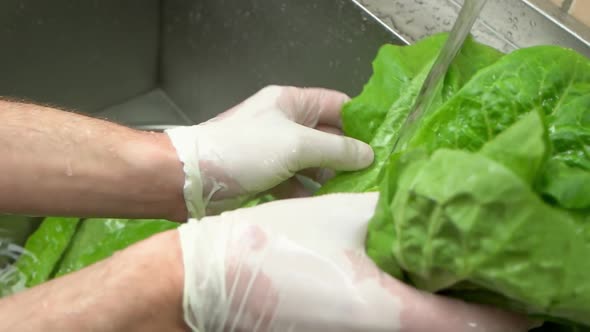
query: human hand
[
  {"left": 177, "top": 193, "right": 535, "bottom": 332},
  {"left": 165, "top": 86, "right": 373, "bottom": 218}
]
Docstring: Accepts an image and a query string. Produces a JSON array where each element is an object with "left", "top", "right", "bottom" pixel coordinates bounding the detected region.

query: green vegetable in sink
[
  {"left": 0, "top": 217, "right": 78, "bottom": 296},
  {"left": 319, "top": 33, "right": 590, "bottom": 330},
  {"left": 54, "top": 218, "right": 178, "bottom": 277},
  {"left": 15, "top": 217, "right": 80, "bottom": 287},
  {"left": 0, "top": 217, "right": 177, "bottom": 295}
]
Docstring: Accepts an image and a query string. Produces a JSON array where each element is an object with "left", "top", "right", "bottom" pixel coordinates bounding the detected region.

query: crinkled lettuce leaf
[
  {"left": 405, "top": 44, "right": 589, "bottom": 208},
  {"left": 391, "top": 113, "right": 590, "bottom": 324},
  {"left": 317, "top": 33, "right": 503, "bottom": 194},
  {"left": 320, "top": 33, "right": 590, "bottom": 329},
  {"left": 369, "top": 111, "right": 590, "bottom": 327}
]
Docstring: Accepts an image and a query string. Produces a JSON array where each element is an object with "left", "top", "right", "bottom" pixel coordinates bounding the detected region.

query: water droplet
[{"left": 65, "top": 161, "right": 73, "bottom": 177}]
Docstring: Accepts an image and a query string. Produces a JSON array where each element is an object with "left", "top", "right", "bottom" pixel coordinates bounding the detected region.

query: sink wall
[
  {"left": 0, "top": 0, "right": 402, "bottom": 124},
  {"left": 0, "top": 0, "right": 160, "bottom": 113},
  {"left": 160, "top": 0, "right": 400, "bottom": 123}
]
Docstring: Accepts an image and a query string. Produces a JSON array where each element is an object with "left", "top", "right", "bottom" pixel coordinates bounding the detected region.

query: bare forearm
[
  {"left": 0, "top": 100, "right": 187, "bottom": 221},
  {"left": 0, "top": 230, "right": 187, "bottom": 332}
]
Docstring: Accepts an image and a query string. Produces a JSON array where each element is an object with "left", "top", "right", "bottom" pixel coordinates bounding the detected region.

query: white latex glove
[
  {"left": 177, "top": 193, "right": 535, "bottom": 332},
  {"left": 165, "top": 86, "right": 373, "bottom": 218}
]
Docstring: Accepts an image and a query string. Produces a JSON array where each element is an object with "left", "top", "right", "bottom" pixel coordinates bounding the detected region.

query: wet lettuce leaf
[
  {"left": 404, "top": 44, "right": 589, "bottom": 209},
  {"left": 320, "top": 33, "right": 590, "bottom": 328},
  {"left": 317, "top": 33, "right": 503, "bottom": 194},
  {"left": 341, "top": 33, "right": 449, "bottom": 144},
  {"left": 389, "top": 114, "right": 590, "bottom": 324},
  {"left": 15, "top": 217, "right": 80, "bottom": 287},
  {"left": 393, "top": 114, "right": 590, "bottom": 326},
  {"left": 3, "top": 217, "right": 177, "bottom": 291},
  {"left": 538, "top": 160, "right": 590, "bottom": 209},
  {"left": 54, "top": 218, "right": 178, "bottom": 277}
]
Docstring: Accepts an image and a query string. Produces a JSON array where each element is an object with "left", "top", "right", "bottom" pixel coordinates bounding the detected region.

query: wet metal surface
[
  {"left": 160, "top": 0, "right": 404, "bottom": 123},
  {"left": 358, "top": 0, "right": 589, "bottom": 57}
]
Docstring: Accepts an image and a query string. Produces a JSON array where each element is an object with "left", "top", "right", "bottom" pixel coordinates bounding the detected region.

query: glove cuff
[
  {"left": 165, "top": 126, "right": 206, "bottom": 219},
  {"left": 178, "top": 218, "right": 231, "bottom": 331}
]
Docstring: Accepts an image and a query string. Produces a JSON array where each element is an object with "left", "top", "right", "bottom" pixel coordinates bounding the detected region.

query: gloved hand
[
  {"left": 165, "top": 86, "right": 373, "bottom": 218},
  {"left": 177, "top": 193, "right": 535, "bottom": 332}
]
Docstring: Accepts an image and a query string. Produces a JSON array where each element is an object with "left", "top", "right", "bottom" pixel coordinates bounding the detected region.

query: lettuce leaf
[
  {"left": 317, "top": 33, "right": 503, "bottom": 194},
  {"left": 54, "top": 218, "right": 178, "bottom": 277},
  {"left": 14, "top": 217, "right": 80, "bottom": 287},
  {"left": 391, "top": 114, "right": 590, "bottom": 324},
  {"left": 3, "top": 217, "right": 177, "bottom": 290},
  {"left": 321, "top": 33, "right": 590, "bottom": 328},
  {"left": 405, "top": 44, "right": 589, "bottom": 208}
]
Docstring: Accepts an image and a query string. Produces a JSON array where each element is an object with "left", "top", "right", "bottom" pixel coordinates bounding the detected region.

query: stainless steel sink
[
  {"left": 0, "top": 0, "right": 403, "bottom": 245},
  {"left": 0, "top": 0, "right": 404, "bottom": 127}
]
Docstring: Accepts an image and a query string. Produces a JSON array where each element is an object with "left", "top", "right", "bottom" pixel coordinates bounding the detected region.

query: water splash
[
  {"left": 388, "top": 0, "right": 488, "bottom": 156},
  {"left": 0, "top": 232, "right": 33, "bottom": 297}
]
